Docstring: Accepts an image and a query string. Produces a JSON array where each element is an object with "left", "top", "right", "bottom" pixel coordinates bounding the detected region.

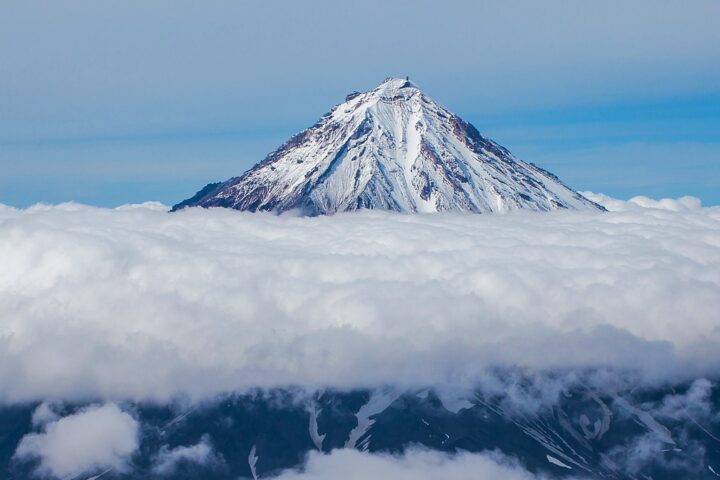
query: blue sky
[{"left": 1, "top": 0, "right": 718, "bottom": 207}]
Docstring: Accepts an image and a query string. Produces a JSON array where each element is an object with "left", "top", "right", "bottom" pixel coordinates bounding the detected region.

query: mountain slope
[{"left": 173, "top": 78, "right": 603, "bottom": 214}]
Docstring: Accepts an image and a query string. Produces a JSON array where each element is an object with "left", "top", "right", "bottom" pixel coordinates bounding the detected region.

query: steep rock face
[{"left": 174, "top": 78, "right": 603, "bottom": 214}]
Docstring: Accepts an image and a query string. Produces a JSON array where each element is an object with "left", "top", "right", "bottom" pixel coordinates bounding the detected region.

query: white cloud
[
  {"left": 152, "top": 435, "right": 221, "bottom": 475},
  {"left": 605, "top": 430, "right": 707, "bottom": 476},
  {"left": 30, "top": 402, "right": 60, "bottom": 428},
  {"left": 581, "top": 191, "right": 703, "bottom": 212},
  {"left": 13, "top": 403, "right": 139, "bottom": 478},
  {"left": 652, "top": 378, "right": 716, "bottom": 421},
  {"left": 0, "top": 198, "right": 719, "bottom": 402},
  {"left": 115, "top": 201, "right": 170, "bottom": 212},
  {"left": 271, "top": 448, "right": 575, "bottom": 480}
]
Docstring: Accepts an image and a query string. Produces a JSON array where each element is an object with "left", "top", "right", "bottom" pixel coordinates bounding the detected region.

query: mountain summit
[{"left": 173, "top": 78, "right": 602, "bottom": 214}]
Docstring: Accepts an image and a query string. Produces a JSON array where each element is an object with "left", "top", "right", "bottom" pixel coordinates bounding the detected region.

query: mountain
[
  {"left": 4, "top": 382, "right": 719, "bottom": 479},
  {"left": 173, "top": 78, "right": 603, "bottom": 214}
]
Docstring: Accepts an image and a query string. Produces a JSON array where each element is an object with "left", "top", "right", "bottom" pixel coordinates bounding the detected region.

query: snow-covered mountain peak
[
  {"left": 330, "top": 77, "right": 424, "bottom": 120},
  {"left": 373, "top": 76, "right": 419, "bottom": 95},
  {"left": 173, "top": 79, "right": 603, "bottom": 214}
]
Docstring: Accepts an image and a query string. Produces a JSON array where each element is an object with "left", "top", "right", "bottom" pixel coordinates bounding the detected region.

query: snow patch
[
  {"left": 308, "top": 404, "right": 326, "bottom": 451},
  {"left": 345, "top": 389, "right": 399, "bottom": 448},
  {"left": 248, "top": 445, "right": 258, "bottom": 480},
  {"left": 546, "top": 455, "right": 573, "bottom": 469}
]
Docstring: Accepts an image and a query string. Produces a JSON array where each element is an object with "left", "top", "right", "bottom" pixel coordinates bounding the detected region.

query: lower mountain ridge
[{"left": 4, "top": 380, "right": 719, "bottom": 479}]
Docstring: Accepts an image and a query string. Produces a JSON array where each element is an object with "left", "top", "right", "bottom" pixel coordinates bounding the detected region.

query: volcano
[{"left": 173, "top": 78, "right": 602, "bottom": 214}]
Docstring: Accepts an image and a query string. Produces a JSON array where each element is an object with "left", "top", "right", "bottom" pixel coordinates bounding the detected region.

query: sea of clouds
[
  {"left": 2, "top": 193, "right": 719, "bottom": 478},
  {"left": 0, "top": 194, "right": 718, "bottom": 403}
]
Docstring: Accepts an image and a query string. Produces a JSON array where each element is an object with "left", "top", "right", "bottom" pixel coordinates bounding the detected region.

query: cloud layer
[{"left": 0, "top": 196, "right": 719, "bottom": 402}]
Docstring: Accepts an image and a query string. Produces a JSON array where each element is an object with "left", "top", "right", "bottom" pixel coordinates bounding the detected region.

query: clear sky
[{"left": 1, "top": 0, "right": 718, "bottom": 207}]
